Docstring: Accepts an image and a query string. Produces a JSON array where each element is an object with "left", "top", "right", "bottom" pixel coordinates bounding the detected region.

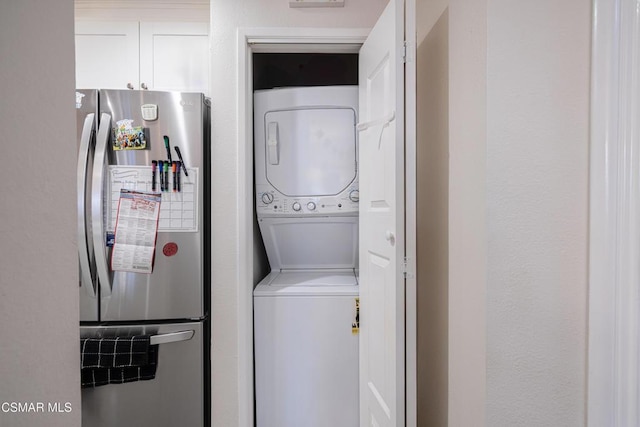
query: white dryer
[
  {"left": 254, "top": 85, "right": 360, "bottom": 218},
  {"left": 253, "top": 86, "right": 360, "bottom": 427}
]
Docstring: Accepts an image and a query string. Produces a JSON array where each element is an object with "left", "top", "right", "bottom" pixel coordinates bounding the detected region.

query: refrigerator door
[
  {"left": 76, "top": 89, "right": 99, "bottom": 322},
  {"left": 94, "top": 90, "right": 208, "bottom": 321},
  {"left": 80, "top": 322, "right": 204, "bottom": 427}
]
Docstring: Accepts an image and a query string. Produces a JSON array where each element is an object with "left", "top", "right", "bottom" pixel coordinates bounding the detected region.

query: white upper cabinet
[
  {"left": 75, "top": 21, "right": 140, "bottom": 90},
  {"left": 139, "top": 22, "right": 210, "bottom": 94},
  {"left": 75, "top": 21, "right": 210, "bottom": 95}
]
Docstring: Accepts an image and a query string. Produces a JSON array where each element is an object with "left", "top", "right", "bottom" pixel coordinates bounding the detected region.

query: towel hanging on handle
[{"left": 80, "top": 335, "right": 158, "bottom": 388}]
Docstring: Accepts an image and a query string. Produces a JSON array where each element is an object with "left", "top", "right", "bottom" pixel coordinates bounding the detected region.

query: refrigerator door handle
[
  {"left": 92, "top": 113, "right": 113, "bottom": 297},
  {"left": 150, "top": 330, "right": 195, "bottom": 345},
  {"left": 78, "top": 113, "right": 96, "bottom": 298}
]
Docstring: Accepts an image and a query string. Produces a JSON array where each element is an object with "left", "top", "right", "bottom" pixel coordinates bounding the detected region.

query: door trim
[
  {"left": 588, "top": 0, "right": 640, "bottom": 425},
  {"left": 236, "top": 26, "right": 417, "bottom": 427},
  {"left": 404, "top": 1, "right": 417, "bottom": 426}
]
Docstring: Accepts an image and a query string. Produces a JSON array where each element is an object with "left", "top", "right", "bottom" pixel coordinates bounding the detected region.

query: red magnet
[{"left": 162, "top": 242, "right": 178, "bottom": 257}]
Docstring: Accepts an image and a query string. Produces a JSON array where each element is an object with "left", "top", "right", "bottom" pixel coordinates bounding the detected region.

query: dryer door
[
  {"left": 264, "top": 107, "right": 357, "bottom": 197},
  {"left": 258, "top": 216, "right": 358, "bottom": 270}
]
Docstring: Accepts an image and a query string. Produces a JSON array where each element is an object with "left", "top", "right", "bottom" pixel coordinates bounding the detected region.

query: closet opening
[{"left": 250, "top": 51, "right": 362, "bottom": 427}]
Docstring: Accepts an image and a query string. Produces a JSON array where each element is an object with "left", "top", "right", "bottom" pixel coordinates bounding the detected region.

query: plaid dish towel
[{"left": 80, "top": 335, "right": 159, "bottom": 388}]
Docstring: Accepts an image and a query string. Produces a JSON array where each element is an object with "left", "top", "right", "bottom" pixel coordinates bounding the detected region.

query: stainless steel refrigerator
[{"left": 76, "top": 89, "right": 210, "bottom": 427}]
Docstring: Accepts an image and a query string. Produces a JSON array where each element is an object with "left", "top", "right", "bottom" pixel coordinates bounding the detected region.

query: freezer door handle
[
  {"left": 92, "top": 113, "right": 113, "bottom": 297},
  {"left": 78, "top": 113, "right": 96, "bottom": 298},
  {"left": 150, "top": 330, "right": 195, "bottom": 345}
]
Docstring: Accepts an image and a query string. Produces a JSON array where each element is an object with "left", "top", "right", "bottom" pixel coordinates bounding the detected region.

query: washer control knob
[
  {"left": 292, "top": 202, "right": 301, "bottom": 211},
  {"left": 261, "top": 193, "right": 274, "bottom": 204},
  {"left": 349, "top": 190, "right": 360, "bottom": 202},
  {"left": 307, "top": 202, "right": 316, "bottom": 211}
]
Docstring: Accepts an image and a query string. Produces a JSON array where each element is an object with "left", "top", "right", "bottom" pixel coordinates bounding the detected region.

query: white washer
[
  {"left": 254, "top": 270, "right": 359, "bottom": 427},
  {"left": 253, "top": 86, "right": 360, "bottom": 427}
]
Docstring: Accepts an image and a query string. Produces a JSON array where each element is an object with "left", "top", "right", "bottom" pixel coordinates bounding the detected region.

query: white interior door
[{"left": 358, "top": 0, "right": 409, "bottom": 426}]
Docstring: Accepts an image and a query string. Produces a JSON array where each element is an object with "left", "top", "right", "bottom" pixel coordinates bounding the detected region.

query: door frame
[
  {"left": 588, "top": 0, "right": 640, "bottom": 425},
  {"left": 236, "top": 26, "right": 417, "bottom": 427}
]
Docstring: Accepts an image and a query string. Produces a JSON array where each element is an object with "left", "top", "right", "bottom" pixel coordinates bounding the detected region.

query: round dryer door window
[{"left": 264, "top": 108, "right": 357, "bottom": 197}]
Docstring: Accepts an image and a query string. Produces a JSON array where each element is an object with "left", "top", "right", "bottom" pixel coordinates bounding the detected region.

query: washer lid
[
  {"left": 258, "top": 216, "right": 358, "bottom": 270},
  {"left": 270, "top": 270, "right": 358, "bottom": 286},
  {"left": 254, "top": 270, "right": 359, "bottom": 297},
  {"left": 264, "top": 107, "right": 357, "bottom": 197}
]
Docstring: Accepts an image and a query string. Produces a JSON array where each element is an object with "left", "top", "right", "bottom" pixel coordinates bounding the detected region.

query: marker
[
  {"left": 174, "top": 146, "right": 188, "bottom": 177},
  {"left": 151, "top": 160, "right": 157, "bottom": 191},
  {"left": 158, "top": 161, "right": 164, "bottom": 191},
  {"left": 164, "top": 135, "right": 172, "bottom": 163},
  {"left": 176, "top": 161, "right": 181, "bottom": 192},
  {"left": 172, "top": 161, "right": 177, "bottom": 192},
  {"left": 166, "top": 160, "right": 169, "bottom": 191}
]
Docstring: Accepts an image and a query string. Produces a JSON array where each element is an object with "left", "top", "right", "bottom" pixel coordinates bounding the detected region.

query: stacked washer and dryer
[{"left": 253, "top": 85, "right": 360, "bottom": 427}]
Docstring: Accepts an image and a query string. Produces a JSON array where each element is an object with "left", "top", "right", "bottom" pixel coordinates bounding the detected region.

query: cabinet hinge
[
  {"left": 402, "top": 256, "right": 414, "bottom": 279},
  {"left": 402, "top": 41, "right": 407, "bottom": 63}
]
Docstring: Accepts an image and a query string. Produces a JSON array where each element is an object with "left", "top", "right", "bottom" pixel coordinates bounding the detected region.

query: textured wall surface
[
  {"left": 485, "top": 0, "right": 590, "bottom": 425},
  {"left": 449, "top": 0, "right": 489, "bottom": 424},
  {"left": 448, "top": 1, "right": 590, "bottom": 425},
  {"left": 0, "top": 1, "right": 81, "bottom": 426}
]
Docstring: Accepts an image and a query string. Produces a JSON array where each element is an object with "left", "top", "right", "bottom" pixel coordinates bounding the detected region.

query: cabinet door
[
  {"left": 139, "top": 22, "right": 210, "bottom": 95},
  {"left": 75, "top": 21, "right": 140, "bottom": 89}
]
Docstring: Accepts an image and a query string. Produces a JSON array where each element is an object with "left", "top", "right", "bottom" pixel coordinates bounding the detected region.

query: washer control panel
[{"left": 256, "top": 183, "right": 359, "bottom": 216}]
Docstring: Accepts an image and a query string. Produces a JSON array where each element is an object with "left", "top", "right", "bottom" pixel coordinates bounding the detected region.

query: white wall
[
  {"left": 0, "top": 1, "right": 80, "bottom": 427},
  {"left": 449, "top": 0, "right": 488, "bottom": 424},
  {"left": 209, "top": 1, "right": 387, "bottom": 426},
  {"left": 448, "top": 0, "right": 590, "bottom": 425},
  {"left": 485, "top": 0, "right": 590, "bottom": 424},
  {"left": 416, "top": 0, "right": 449, "bottom": 425}
]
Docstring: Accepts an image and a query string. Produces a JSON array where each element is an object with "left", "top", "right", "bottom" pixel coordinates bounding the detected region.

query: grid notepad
[{"left": 108, "top": 165, "right": 199, "bottom": 232}]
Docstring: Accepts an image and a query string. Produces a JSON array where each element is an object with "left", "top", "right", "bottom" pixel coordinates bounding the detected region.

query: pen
[
  {"left": 172, "top": 161, "right": 177, "bottom": 192},
  {"left": 151, "top": 160, "right": 157, "bottom": 192},
  {"left": 174, "top": 146, "right": 189, "bottom": 177},
  {"left": 176, "top": 161, "right": 181, "bottom": 192},
  {"left": 166, "top": 161, "right": 169, "bottom": 191},
  {"left": 158, "top": 161, "right": 164, "bottom": 191},
  {"left": 164, "top": 135, "right": 172, "bottom": 163}
]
